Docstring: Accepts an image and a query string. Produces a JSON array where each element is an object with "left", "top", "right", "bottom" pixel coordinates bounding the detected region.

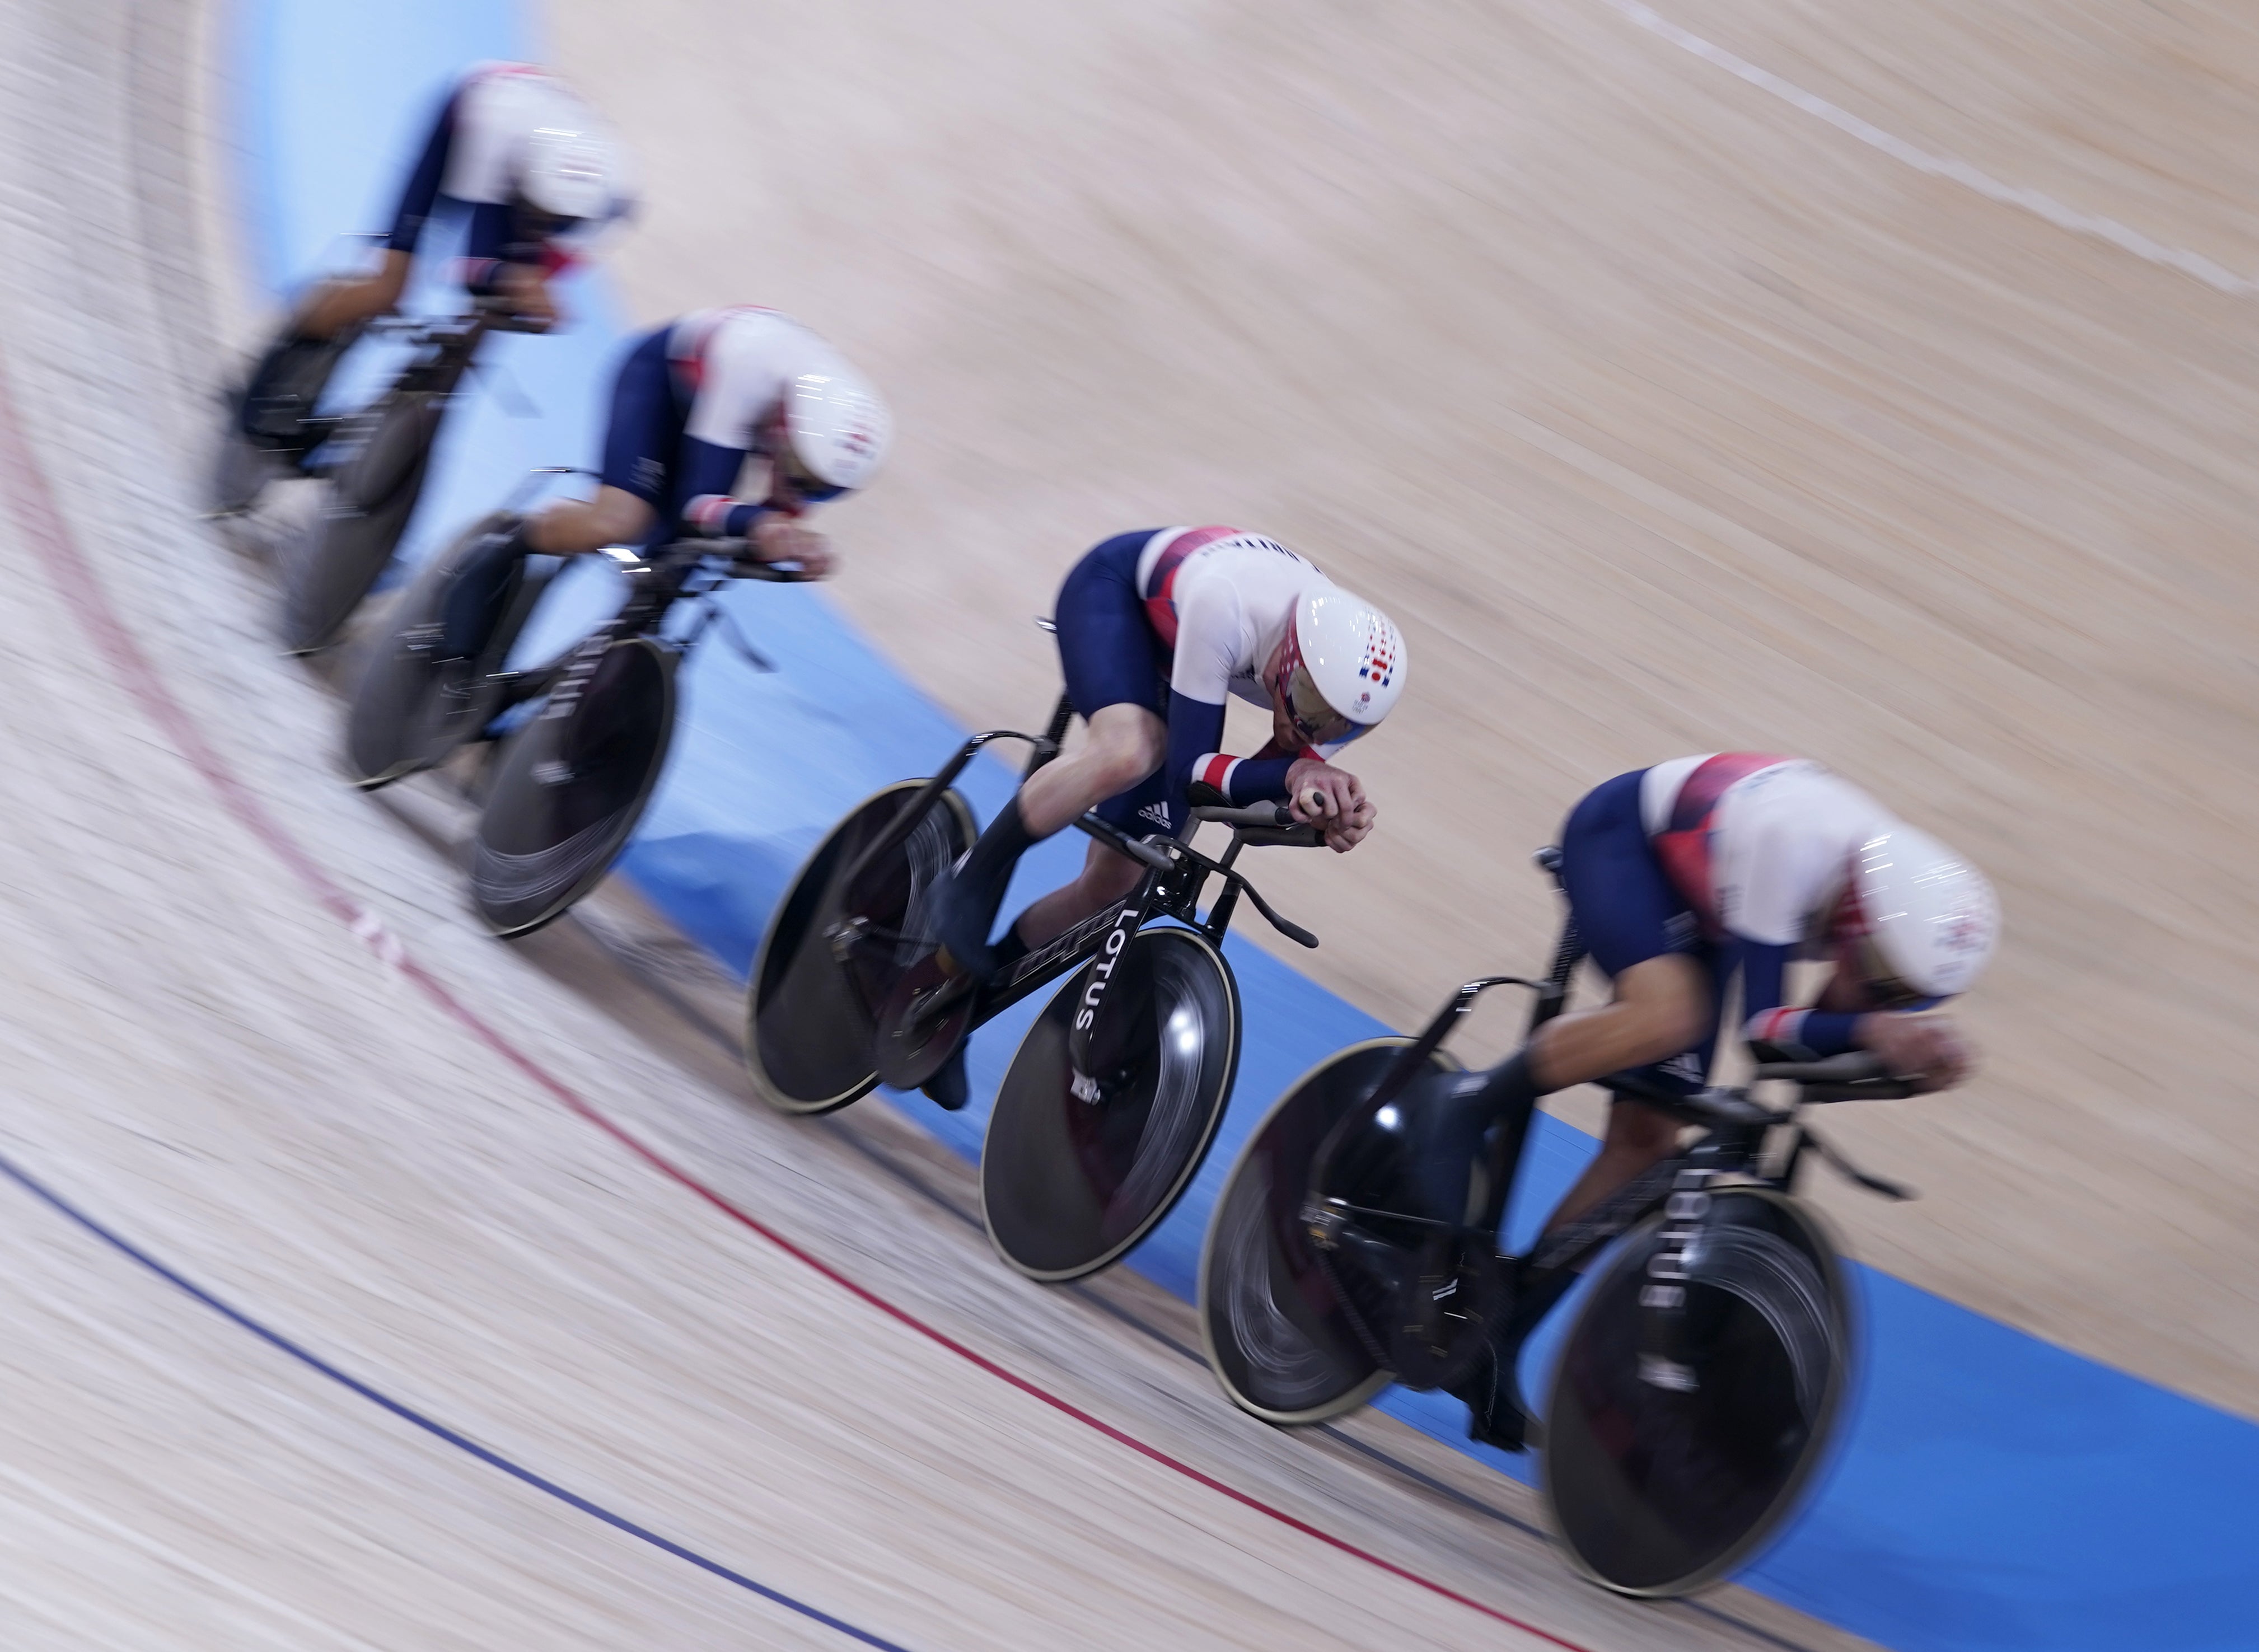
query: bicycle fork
[
  {"left": 1064, "top": 873, "right": 1169, "bottom": 1099},
  {"left": 1638, "top": 1166, "right": 1719, "bottom": 1394}
]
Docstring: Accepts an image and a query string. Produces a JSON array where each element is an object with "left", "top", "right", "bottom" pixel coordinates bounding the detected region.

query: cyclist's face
[
  {"left": 1825, "top": 934, "right": 1930, "bottom": 1011},
  {"left": 760, "top": 410, "right": 845, "bottom": 516},
  {"left": 1266, "top": 634, "right": 1361, "bottom": 752}
]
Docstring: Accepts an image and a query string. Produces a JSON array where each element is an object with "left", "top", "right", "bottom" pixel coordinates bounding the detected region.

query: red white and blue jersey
[
  {"left": 386, "top": 63, "right": 633, "bottom": 284},
  {"left": 665, "top": 307, "right": 860, "bottom": 535},
  {"left": 1134, "top": 526, "right": 1350, "bottom": 802},
  {"left": 1641, "top": 754, "right": 1897, "bottom": 1056}
]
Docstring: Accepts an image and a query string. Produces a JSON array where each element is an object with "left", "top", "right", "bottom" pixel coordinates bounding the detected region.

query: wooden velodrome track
[
  {"left": 0, "top": 0, "right": 2244, "bottom": 1648},
  {"left": 551, "top": 0, "right": 2259, "bottom": 1416},
  {"left": 0, "top": 0, "right": 1869, "bottom": 1646}
]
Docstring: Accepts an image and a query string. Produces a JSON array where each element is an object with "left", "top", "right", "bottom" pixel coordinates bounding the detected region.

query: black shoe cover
[
  {"left": 928, "top": 867, "right": 1000, "bottom": 986},
  {"left": 1451, "top": 1343, "right": 1536, "bottom": 1453},
  {"left": 920, "top": 1042, "right": 971, "bottom": 1112}
]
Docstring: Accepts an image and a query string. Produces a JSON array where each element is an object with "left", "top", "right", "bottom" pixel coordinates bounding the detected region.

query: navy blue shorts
[
  {"left": 1557, "top": 768, "right": 1729, "bottom": 1093},
  {"left": 1053, "top": 531, "right": 1173, "bottom": 834},
  {"left": 599, "top": 326, "right": 685, "bottom": 514}
]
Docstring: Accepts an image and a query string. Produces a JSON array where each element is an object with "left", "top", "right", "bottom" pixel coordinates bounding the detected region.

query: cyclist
[
  {"left": 1409, "top": 752, "right": 1999, "bottom": 1449},
  {"left": 429, "top": 305, "right": 892, "bottom": 670},
  {"left": 237, "top": 62, "right": 632, "bottom": 442},
  {"left": 916, "top": 525, "right": 1409, "bottom": 1108}
]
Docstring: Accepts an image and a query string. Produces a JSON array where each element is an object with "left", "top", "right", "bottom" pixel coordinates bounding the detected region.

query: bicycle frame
[
  {"left": 488, "top": 537, "right": 798, "bottom": 719},
  {"left": 841, "top": 689, "right": 1323, "bottom": 1074},
  {"left": 1307, "top": 846, "right": 1917, "bottom": 1372}
]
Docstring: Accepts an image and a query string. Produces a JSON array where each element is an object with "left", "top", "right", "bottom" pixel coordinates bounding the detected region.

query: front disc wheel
[
  {"left": 1542, "top": 1190, "right": 1855, "bottom": 1597},
  {"left": 470, "top": 635, "right": 676, "bottom": 938},
  {"left": 982, "top": 928, "right": 1239, "bottom": 1282}
]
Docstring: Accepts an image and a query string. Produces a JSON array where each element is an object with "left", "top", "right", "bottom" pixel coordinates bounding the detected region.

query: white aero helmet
[
  {"left": 521, "top": 123, "right": 620, "bottom": 223},
  {"left": 780, "top": 364, "right": 893, "bottom": 497},
  {"left": 1836, "top": 824, "right": 2000, "bottom": 1002},
  {"left": 1275, "top": 583, "right": 1407, "bottom": 747}
]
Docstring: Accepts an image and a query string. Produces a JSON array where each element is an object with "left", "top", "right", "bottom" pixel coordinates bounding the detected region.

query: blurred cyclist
[
  {"left": 237, "top": 62, "right": 632, "bottom": 440},
  {"left": 431, "top": 305, "right": 893, "bottom": 667},
  {"left": 916, "top": 526, "right": 1408, "bottom": 1107},
  {"left": 1408, "top": 752, "right": 1999, "bottom": 1448}
]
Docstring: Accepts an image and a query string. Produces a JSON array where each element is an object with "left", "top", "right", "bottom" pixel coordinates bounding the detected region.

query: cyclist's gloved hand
[
  {"left": 751, "top": 514, "right": 833, "bottom": 578},
  {"left": 1285, "top": 757, "right": 1375, "bottom": 853},
  {"left": 1855, "top": 1010, "right": 1972, "bottom": 1093}
]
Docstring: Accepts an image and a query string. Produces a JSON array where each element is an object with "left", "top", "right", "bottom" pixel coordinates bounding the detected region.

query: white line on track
[{"left": 1596, "top": 0, "right": 2258, "bottom": 296}]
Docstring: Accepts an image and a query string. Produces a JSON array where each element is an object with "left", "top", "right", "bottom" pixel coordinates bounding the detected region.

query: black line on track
[{"left": 0, "top": 1149, "right": 916, "bottom": 1652}]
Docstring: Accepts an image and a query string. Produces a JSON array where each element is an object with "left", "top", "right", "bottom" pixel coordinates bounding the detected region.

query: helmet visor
[
  {"left": 1279, "top": 654, "right": 1363, "bottom": 748},
  {"left": 1836, "top": 932, "right": 1939, "bottom": 1011},
  {"left": 773, "top": 443, "right": 846, "bottom": 507}
]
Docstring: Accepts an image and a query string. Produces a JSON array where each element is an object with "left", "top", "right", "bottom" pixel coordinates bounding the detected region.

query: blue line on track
[{"left": 0, "top": 1149, "right": 916, "bottom": 1652}]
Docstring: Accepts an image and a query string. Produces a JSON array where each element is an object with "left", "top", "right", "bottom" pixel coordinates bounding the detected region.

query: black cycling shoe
[
  {"left": 919, "top": 1042, "right": 971, "bottom": 1112},
  {"left": 925, "top": 867, "right": 999, "bottom": 986},
  {"left": 1446, "top": 1264, "right": 1580, "bottom": 1452},
  {"left": 1450, "top": 1339, "right": 1538, "bottom": 1453},
  {"left": 237, "top": 330, "right": 345, "bottom": 450}
]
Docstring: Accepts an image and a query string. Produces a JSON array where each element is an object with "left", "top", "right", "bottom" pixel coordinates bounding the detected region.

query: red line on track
[{"left": 0, "top": 352, "right": 1592, "bottom": 1652}]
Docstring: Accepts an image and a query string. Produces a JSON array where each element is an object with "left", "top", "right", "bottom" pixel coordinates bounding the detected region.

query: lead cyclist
[
  {"left": 1404, "top": 752, "right": 2001, "bottom": 1449},
  {"left": 916, "top": 526, "right": 1411, "bottom": 1110}
]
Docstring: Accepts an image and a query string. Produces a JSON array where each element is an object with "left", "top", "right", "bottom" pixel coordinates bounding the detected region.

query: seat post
[{"left": 1024, "top": 691, "right": 1075, "bottom": 779}]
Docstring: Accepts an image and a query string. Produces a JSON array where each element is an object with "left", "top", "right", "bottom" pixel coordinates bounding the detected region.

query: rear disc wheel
[
  {"left": 343, "top": 513, "right": 538, "bottom": 789},
  {"left": 1199, "top": 1038, "right": 1457, "bottom": 1424},
  {"left": 743, "top": 781, "right": 977, "bottom": 1115}
]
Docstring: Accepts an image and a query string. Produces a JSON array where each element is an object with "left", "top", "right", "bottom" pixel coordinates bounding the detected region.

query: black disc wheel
[
  {"left": 1542, "top": 1190, "right": 1855, "bottom": 1597},
  {"left": 279, "top": 390, "right": 439, "bottom": 653},
  {"left": 344, "top": 513, "right": 542, "bottom": 789},
  {"left": 982, "top": 928, "right": 1238, "bottom": 1282},
  {"left": 1199, "top": 1039, "right": 1457, "bottom": 1424},
  {"left": 743, "top": 781, "right": 977, "bottom": 1116},
  {"left": 469, "top": 635, "right": 677, "bottom": 938},
  {"left": 219, "top": 323, "right": 356, "bottom": 514}
]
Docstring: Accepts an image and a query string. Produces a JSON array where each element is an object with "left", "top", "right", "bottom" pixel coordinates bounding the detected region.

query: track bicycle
[
  {"left": 1200, "top": 846, "right": 1920, "bottom": 1596},
  {"left": 344, "top": 492, "right": 811, "bottom": 938},
  {"left": 745, "top": 690, "right": 1328, "bottom": 1280},
  {"left": 213, "top": 299, "right": 544, "bottom": 654}
]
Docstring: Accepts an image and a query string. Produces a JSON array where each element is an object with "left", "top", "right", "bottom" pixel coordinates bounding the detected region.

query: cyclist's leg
[
  {"left": 293, "top": 251, "right": 413, "bottom": 340},
  {"left": 930, "top": 532, "right": 1168, "bottom": 977},
  {"left": 538, "top": 325, "right": 673, "bottom": 552},
  {"left": 1017, "top": 701, "right": 1166, "bottom": 837},
  {"left": 1442, "top": 775, "right": 1715, "bottom": 1448},
  {"left": 1393, "top": 774, "right": 1708, "bottom": 1223},
  {"left": 439, "top": 330, "right": 670, "bottom": 656},
  {"left": 1007, "top": 759, "right": 1166, "bottom": 952},
  {"left": 1532, "top": 769, "right": 1715, "bottom": 1230}
]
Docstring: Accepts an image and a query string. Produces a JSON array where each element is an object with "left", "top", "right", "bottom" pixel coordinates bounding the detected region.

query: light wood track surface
[
  {"left": 553, "top": 0, "right": 2259, "bottom": 1415},
  {"left": 0, "top": 0, "right": 1874, "bottom": 1644}
]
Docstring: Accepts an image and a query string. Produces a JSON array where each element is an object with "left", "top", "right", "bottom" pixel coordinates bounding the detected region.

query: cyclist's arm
[
  {"left": 1160, "top": 582, "right": 1307, "bottom": 818},
  {"left": 1166, "top": 692, "right": 1308, "bottom": 811},
  {"left": 457, "top": 203, "right": 567, "bottom": 297},
  {"left": 1735, "top": 940, "right": 1865, "bottom": 1058},
  {"left": 385, "top": 87, "right": 460, "bottom": 258},
  {"left": 675, "top": 438, "right": 767, "bottom": 538}
]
